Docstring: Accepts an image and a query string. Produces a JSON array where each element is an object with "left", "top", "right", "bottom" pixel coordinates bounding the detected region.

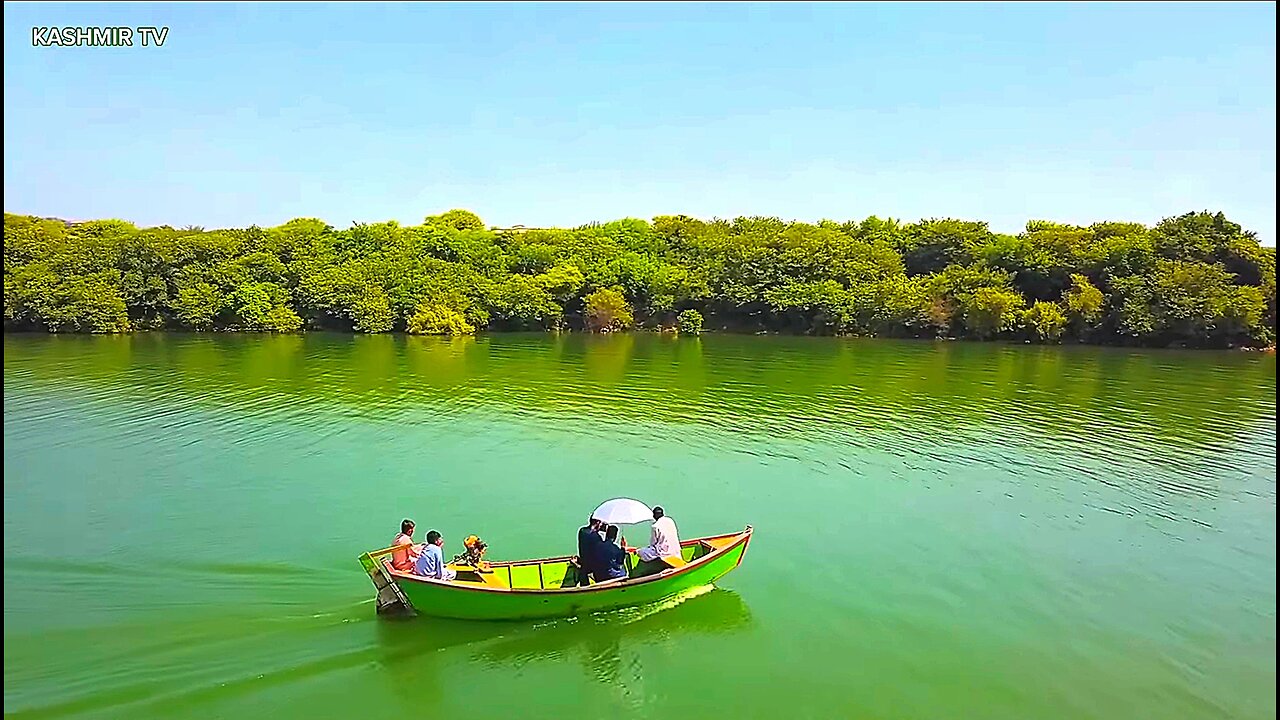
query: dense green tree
[
  {"left": 961, "top": 287, "right": 1026, "bottom": 339},
  {"left": 983, "top": 221, "right": 1094, "bottom": 302},
  {"left": 495, "top": 275, "right": 561, "bottom": 329},
  {"left": 677, "top": 309, "right": 704, "bottom": 335},
  {"left": 229, "top": 282, "right": 301, "bottom": 332},
  {"left": 1063, "top": 274, "right": 1105, "bottom": 326},
  {"left": 535, "top": 264, "right": 586, "bottom": 304},
  {"left": 407, "top": 302, "right": 475, "bottom": 335},
  {"left": 425, "top": 209, "right": 486, "bottom": 232},
  {"left": 1023, "top": 301, "right": 1068, "bottom": 342},
  {"left": 3, "top": 210, "right": 1273, "bottom": 347},
  {"left": 897, "top": 219, "right": 993, "bottom": 276},
  {"left": 764, "top": 280, "right": 846, "bottom": 333},
  {"left": 1219, "top": 286, "right": 1271, "bottom": 345},
  {"left": 350, "top": 288, "right": 396, "bottom": 333},
  {"left": 1108, "top": 274, "right": 1159, "bottom": 339},
  {"left": 1153, "top": 211, "right": 1247, "bottom": 263},
  {"left": 171, "top": 274, "right": 223, "bottom": 329},
  {"left": 584, "top": 287, "right": 634, "bottom": 332},
  {"left": 6, "top": 267, "right": 131, "bottom": 333},
  {"left": 855, "top": 276, "right": 931, "bottom": 336}
]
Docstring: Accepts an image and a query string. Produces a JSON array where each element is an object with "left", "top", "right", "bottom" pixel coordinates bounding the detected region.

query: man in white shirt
[{"left": 637, "top": 505, "right": 680, "bottom": 563}]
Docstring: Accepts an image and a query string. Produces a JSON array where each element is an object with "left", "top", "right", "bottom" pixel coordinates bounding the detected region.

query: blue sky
[{"left": 3, "top": 3, "right": 1276, "bottom": 244}]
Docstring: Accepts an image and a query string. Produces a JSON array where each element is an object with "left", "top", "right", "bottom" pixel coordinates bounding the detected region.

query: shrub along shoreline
[{"left": 4, "top": 209, "right": 1275, "bottom": 348}]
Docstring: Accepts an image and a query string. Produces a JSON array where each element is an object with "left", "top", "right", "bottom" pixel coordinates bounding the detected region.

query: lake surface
[{"left": 3, "top": 333, "right": 1276, "bottom": 719}]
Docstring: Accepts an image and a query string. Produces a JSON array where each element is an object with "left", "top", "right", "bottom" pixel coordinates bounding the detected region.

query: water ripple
[{"left": 3, "top": 333, "right": 1275, "bottom": 720}]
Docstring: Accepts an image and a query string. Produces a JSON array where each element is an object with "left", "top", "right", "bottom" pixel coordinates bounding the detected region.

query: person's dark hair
[
  {"left": 401, "top": 519, "right": 415, "bottom": 534},
  {"left": 605, "top": 524, "right": 620, "bottom": 542},
  {"left": 653, "top": 506, "right": 665, "bottom": 519},
  {"left": 426, "top": 530, "right": 442, "bottom": 545}
]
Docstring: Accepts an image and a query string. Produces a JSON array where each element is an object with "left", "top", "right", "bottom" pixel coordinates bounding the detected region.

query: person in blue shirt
[
  {"left": 414, "top": 530, "right": 456, "bottom": 581},
  {"left": 594, "top": 524, "right": 629, "bottom": 581},
  {"left": 576, "top": 517, "right": 605, "bottom": 586}
]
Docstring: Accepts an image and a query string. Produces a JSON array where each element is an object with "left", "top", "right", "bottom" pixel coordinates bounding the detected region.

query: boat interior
[{"left": 383, "top": 533, "right": 743, "bottom": 591}]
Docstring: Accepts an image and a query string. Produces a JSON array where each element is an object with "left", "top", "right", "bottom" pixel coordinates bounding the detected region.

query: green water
[{"left": 3, "top": 333, "right": 1275, "bottom": 720}]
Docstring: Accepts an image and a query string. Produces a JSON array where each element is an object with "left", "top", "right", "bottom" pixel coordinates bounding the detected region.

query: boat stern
[{"left": 359, "top": 551, "right": 416, "bottom": 616}]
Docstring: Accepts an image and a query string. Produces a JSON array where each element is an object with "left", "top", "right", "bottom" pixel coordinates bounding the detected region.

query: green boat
[{"left": 359, "top": 525, "right": 753, "bottom": 621}]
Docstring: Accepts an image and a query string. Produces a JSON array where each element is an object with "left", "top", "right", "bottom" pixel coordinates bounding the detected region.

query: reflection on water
[
  {"left": 5, "top": 332, "right": 1274, "bottom": 454},
  {"left": 3, "top": 333, "right": 1275, "bottom": 720},
  {"left": 5, "top": 332, "right": 1274, "bottom": 531},
  {"left": 474, "top": 587, "right": 750, "bottom": 681},
  {"left": 370, "top": 587, "right": 751, "bottom": 707}
]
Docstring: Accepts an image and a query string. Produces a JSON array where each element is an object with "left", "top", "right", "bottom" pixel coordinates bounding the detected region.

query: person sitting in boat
[
  {"left": 390, "top": 519, "right": 424, "bottom": 572},
  {"left": 575, "top": 517, "right": 605, "bottom": 586},
  {"left": 637, "top": 506, "right": 680, "bottom": 565},
  {"left": 593, "top": 524, "right": 630, "bottom": 581},
  {"left": 414, "top": 530, "right": 456, "bottom": 581}
]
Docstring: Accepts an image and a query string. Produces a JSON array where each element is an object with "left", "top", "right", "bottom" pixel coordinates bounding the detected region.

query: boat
[{"left": 358, "top": 524, "right": 753, "bottom": 621}]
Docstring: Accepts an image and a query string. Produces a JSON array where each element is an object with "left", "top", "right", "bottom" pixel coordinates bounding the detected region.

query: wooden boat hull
[{"left": 360, "top": 526, "right": 752, "bottom": 621}]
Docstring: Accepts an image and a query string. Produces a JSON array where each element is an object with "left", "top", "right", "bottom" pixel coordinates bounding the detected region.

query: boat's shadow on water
[{"left": 372, "top": 586, "right": 752, "bottom": 692}]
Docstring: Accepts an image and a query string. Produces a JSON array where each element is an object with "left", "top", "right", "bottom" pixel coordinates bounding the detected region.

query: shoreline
[{"left": 3, "top": 328, "right": 1275, "bottom": 353}]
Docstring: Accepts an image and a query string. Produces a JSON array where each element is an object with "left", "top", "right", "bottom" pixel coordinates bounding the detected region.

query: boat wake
[{"left": 619, "top": 583, "right": 717, "bottom": 623}]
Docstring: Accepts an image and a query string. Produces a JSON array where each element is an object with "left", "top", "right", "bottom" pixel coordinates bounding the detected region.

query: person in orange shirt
[{"left": 389, "top": 518, "right": 424, "bottom": 572}]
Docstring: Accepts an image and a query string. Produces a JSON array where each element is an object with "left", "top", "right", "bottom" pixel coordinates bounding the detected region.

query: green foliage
[
  {"left": 350, "top": 288, "right": 395, "bottom": 333},
  {"left": 406, "top": 302, "right": 475, "bottom": 335},
  {"left": 495, "top": 275, "right": 561, "bottom": 329},
  {"left": 1219, "top": 286, "right": 1271, "bottom": 344},
  {"left": 230, "top": 282, "right": 301, "bottom": 332},
  {"left": 677, "top": 309, "right": 704, "bottom": 335},
  {"left": 1153, "top": 211, "right": 1248, "bottom": 263},
  {"left": 764, "top": 280, "right": 846, "bottom": 333},
  {"left": 1109, "top": 275, "right": 1159, "bottom": 338},
  {"left": 1023, "top": 301, "right": 1068, "bottom": 342},
  {"left": 649, "top": 263, "right": 709, "bottom": 311},
  {"left": 982, "top": 222, "right": 1093, "bottom": 301},
  {"left": 260, "top": 305, "right": 304, "bottom": 333},
  {"left": 961, "top": 287, "right": 1026, "bottom": 339},
  {"left": 1149, "top": 260, "right": 1231, "bottom": 339},
  {"left": 172, "top": 277, "right": 223, "bottom": 329},
  {"left": 584, "top": 287, "right": 634, "bottom": 332},
  {"left": 3, "top": 210, "right": 1274, "bottom": 347},
  {"left": 5, "top": 265, "right": 131, "bottom": 333},
  {"left": 426, "top": 209, "right": 485, "bottom": 232},
  {"left": 534, "top": 263, "right": 586, "bottom": 303},
  {"left": 863, "top": 276, "right": 932, "bottom": 335},
  {"left": 897, "top": 219, "right": 992, "bottom": 276},
  {"left": 1063, "top": 274, "right": 1105, "bottom": 326}
]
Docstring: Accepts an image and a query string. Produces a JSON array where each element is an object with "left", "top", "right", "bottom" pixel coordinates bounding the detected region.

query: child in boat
[
  {"left": 390, "top": 519, "right": 423, "bottom": 572},
  {"left": 452, "top": 535, "right": 489, "bottom": 568}
]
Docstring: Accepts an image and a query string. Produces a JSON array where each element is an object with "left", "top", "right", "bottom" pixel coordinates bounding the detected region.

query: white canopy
[{"left": 591, "top": 497, "right": 654, "bottom": 525}]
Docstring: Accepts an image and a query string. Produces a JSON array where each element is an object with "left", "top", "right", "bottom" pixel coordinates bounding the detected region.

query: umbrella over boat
[{"left": 591, "top": 497, "right": 654, "bottom": 526}]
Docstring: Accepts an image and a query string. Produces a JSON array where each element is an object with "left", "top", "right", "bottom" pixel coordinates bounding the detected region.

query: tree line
[{"left": 3, "top": 209, "right": 1275, "bottom": 347}]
